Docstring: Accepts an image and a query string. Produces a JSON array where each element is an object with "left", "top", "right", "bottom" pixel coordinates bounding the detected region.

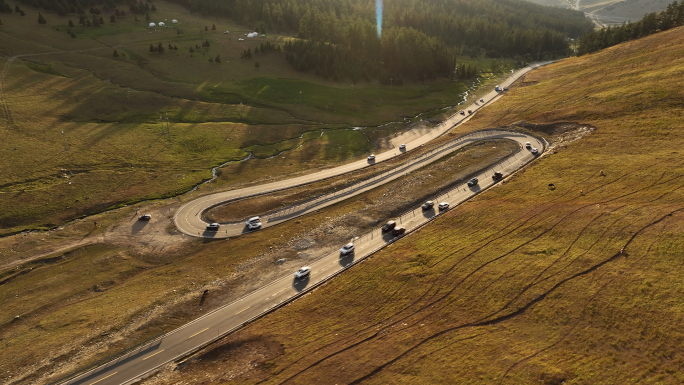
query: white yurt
[
  {"left": 158, "top": 22, "right": 165, "bottom": 26},
  {"left": 172, "top": 19, "right": 178, "bottom": 24},
  {"left": 149, "top": 22, "right": 156, "bottom": 28}
]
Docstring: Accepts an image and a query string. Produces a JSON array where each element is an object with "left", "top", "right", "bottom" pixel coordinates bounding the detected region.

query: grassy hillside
[
  {"left": 142, "top": 27, "right": 684, "bottom": 384},
  {"left": 0, "top": 1, "right": 511, "bottom": 234}
]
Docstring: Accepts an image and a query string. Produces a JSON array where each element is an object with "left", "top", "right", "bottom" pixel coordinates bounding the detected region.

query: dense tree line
[
  {"left": 577, "top": 1, "right": 684, "bottom": 55},
  {"left": 284, "top": 26, "right": 453, "bottom": 82},
  {"left": 12, "top": 0, "right": 156, "bottom": 16},
  {"left": 164, "top": 0, "right": 591, "bottom": 81}
]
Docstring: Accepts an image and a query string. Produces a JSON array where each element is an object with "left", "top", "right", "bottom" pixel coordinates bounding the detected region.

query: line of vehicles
[
  {"left": 196, "top": 137, "right": 538, "bottom": 279},
  {"left": 292, "top": 168, "right": 511, "bottom": 280}
]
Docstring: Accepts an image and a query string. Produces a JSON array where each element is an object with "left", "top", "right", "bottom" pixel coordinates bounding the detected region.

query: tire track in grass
[
  {"left": 498, "top": 215, "right": 671, "bottom": 384},
  {"left": 417, "top": 171, "right": 682, "bottom": 326},
  {"left": 265, "top": 156, "right": 683, "bottom": 383},
  {"left": 271, "top": 205, "right": 588, "bottom": 384},
  {"left": 498, "top": 267, "right": 619, "bottom": 384},
  {"left": 278, "top": 169, "right": 660, "bottom": 380},
  {"left": 471, "top": 205, "right": 632, "bottom": 314},
  {"left": 272, "top": 173, "right": 681, "bottom": 384},
  {"left": 345, "top": 207, "right": 684, "bottom": 385},
  {"left": 263, "top": 278, "right": 414, "bottom": 378}
]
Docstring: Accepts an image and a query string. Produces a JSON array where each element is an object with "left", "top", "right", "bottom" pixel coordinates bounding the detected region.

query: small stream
[{"left": 190, "top": 73, "right": 512, "bottom": 193}]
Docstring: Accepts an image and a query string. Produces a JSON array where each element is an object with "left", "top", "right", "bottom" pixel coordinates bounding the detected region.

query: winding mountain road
[
  {"left": 58, "top": 62, "right": 551, "bottom": 385},
  {"left": 174, "top": 62, "right": 551, "bottom": 239}
]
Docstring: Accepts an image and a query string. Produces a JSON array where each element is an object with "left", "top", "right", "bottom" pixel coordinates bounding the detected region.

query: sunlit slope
[{"left": 146, "top": 27, "right": 684, "bottom": 384}]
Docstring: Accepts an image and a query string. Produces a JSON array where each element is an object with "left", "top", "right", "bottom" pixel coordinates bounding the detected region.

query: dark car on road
[
  {"left": 206, "top": 223, "right": 220, "bottom": 231},
  {"left": 382, "top": 220, "right": 396, "bottom": 232},
  {"left": 392, "top": 227, "right": 406, "bottom": 236},
  {"left": 467, "top": 178, "right": 479, "bottom": 187},
  {"left": 421, "top": 201, "right": 434, "bottom": 210},
  {"left": 492, "top": 172, "right": 503, "bottom": 181}
]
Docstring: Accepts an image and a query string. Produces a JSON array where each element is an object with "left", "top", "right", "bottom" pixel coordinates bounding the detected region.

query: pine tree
[
  {"left": 145, "top": 12, "right": 149, "bottom": 21},
  {"left": 150, "top": 43, "right": 156, "bottom": 52},
  {"left": 113, "top": 49, "right": 119, "bottom": 57},
  {"left": 68, "top": 19, "right": 74, "bottom": 27},
  {"left": 209, "top": 57, "right": 213, "bottom": 62},
  {"left": 37, "top": 12, "right": 46, "bottom": 24},
  {"left": 204, "top": 26, "right": 208, "bottom": 31},
  {"left": 215, "top": 54, "right": 220, "bottom": 63},
  {"left": 212, "top": 23, "right": 216, "bottom": 30},
  {"left": 255, "top": 61, "right": 260, "bottom": 68},
  {"left": 99, "top": 16, "right": 104, "bottom": 24},
  {"left": 157, "top": 42, "right": 164, "bottom": 53},
  {"left": 134, "top": 15, "right": 138, "bottom": 21},
  {"left": 110, "top": 15, "right": 115, "bottom": 22},
  {"left": 189, "top": 47, "right": 194, "bottom": 53},
  {"left": 15, "top": 4, "right": 20, "bottom": 12},
  {"left": 19, "top": 9, "right": 24, "bottom": 16},
  {"left": 70, "top": 31, "right": 76, "bottom": 38},
  {"left": 151, "top": 4, "right": 156, "bottom": 11}
]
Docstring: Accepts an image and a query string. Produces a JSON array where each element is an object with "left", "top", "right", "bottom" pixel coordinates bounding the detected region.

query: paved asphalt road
[
  {"left": 173, "top": 62, "right": 551, "bottom": 239},
  {"left": 60, "top": 63, "right": 551, "bottom": 385}
]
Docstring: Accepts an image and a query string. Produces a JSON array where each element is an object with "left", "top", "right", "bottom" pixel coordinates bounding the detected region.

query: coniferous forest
[
  {"left": 577, "top": 0, "right": 684, "bottom": 55},
  {"left": 165, "top": 0, "right": 594, "bottom": 81},
  {"left": 1, "top": 0, "right": 596, "bottom": 82}
]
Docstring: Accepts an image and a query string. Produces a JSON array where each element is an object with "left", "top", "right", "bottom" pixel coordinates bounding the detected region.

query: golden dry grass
[{"left": 140, "top": 27, "right": 684, "bottom": 385}]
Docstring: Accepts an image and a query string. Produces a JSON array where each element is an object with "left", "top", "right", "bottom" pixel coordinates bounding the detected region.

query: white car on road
[
  {"left": 294, "top": 266, "right": 311, "bottom": 279},
  {"left": 367, "top": 154, "right": 375, "bottom": 161},
  {"left": 340, "top": 243, "right": 355, "bottom": 255},
  {"left": 245, "top": 216, "right": 262, "bottom": 230},
  {"left": 438, "top": 202, "right": 449, "bottom": 211},
  {"left": 206, "top": 223, "right": 220, "bottom": 230}
]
